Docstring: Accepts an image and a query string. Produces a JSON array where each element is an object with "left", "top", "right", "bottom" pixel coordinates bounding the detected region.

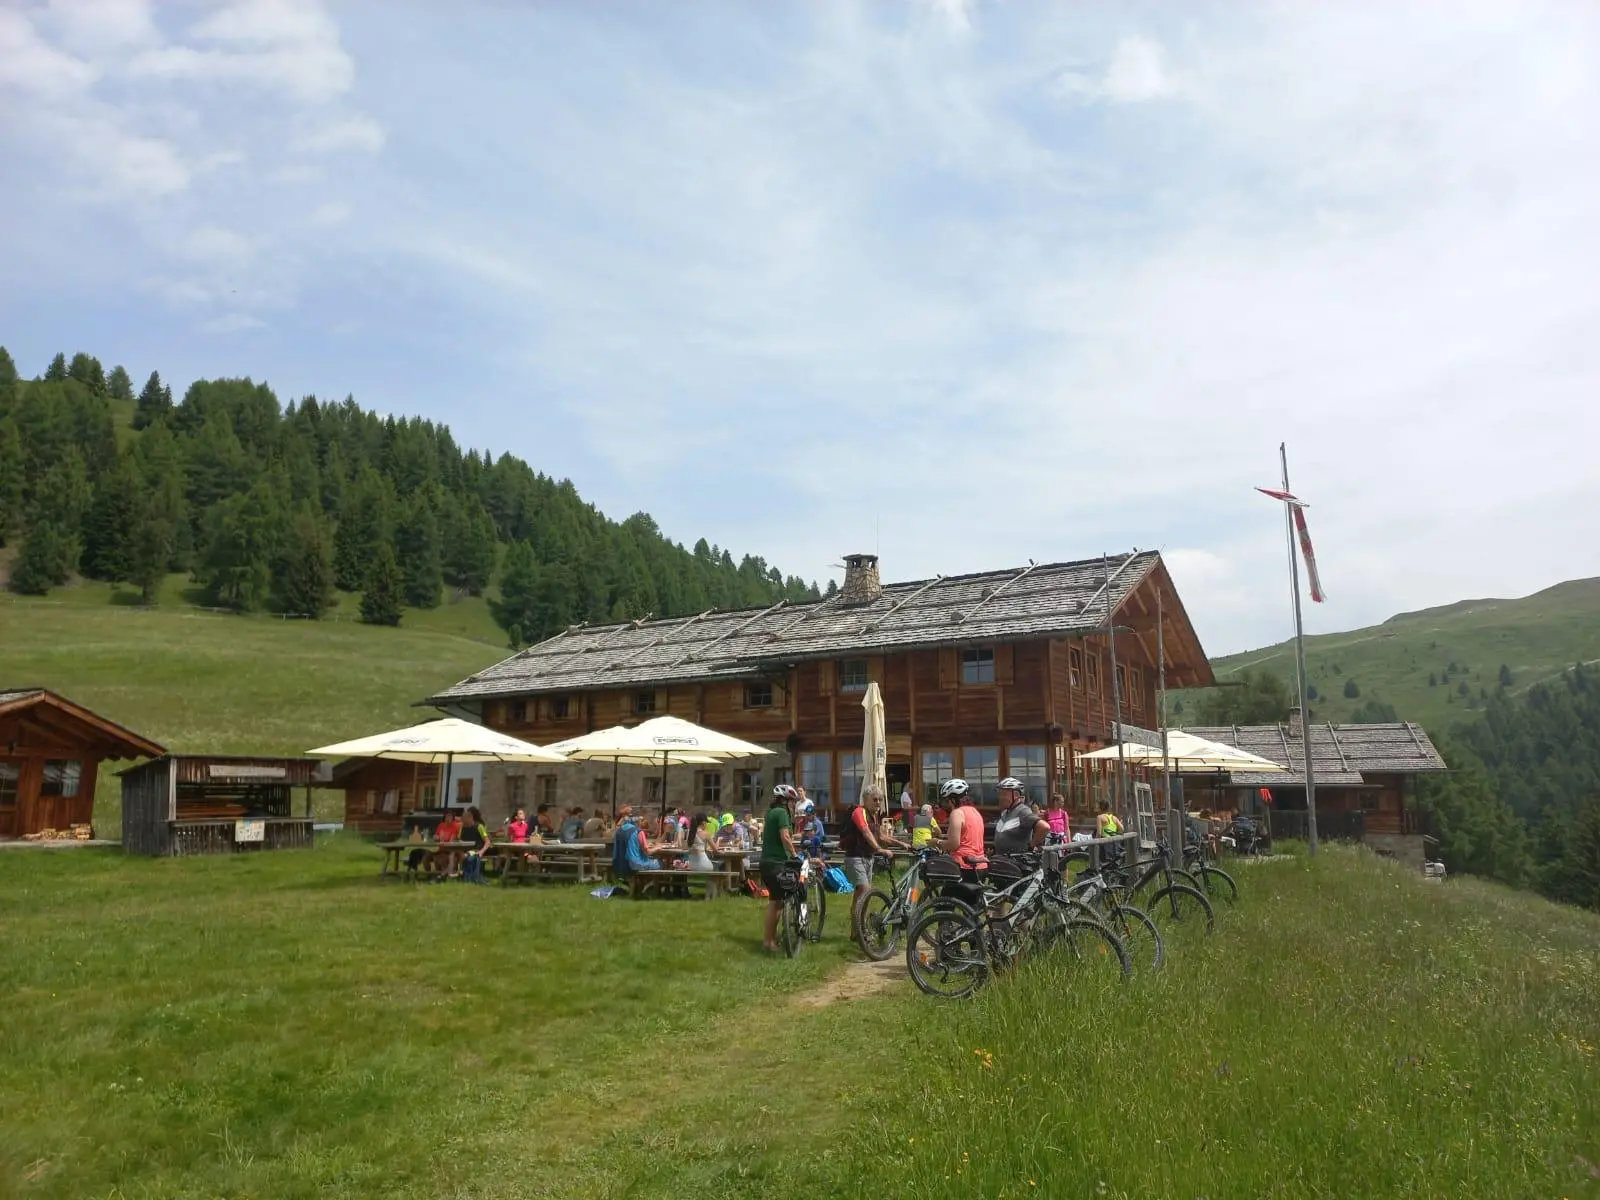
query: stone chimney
[
  {"left": 840, "top": 553, "right": 883, "bottom": 606},
  {"left": 1287, "top": 707, "right": 1303, "bottom": 737}
]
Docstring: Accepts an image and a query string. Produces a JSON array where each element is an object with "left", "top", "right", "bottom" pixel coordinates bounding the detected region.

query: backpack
[{"left": 822, "top": 865, "right": 854, "bottom": 893}]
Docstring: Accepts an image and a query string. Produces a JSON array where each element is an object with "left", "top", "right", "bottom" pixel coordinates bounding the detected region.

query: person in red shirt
[
  {"left": 839, "top": 783, "right": 901, "bottom": 891},
  {"left": 432, "top": 809, "right": 463, "bottom": 880}
]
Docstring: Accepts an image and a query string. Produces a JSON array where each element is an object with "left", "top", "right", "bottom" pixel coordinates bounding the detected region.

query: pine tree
[
  {"left": 1342, "top": 679, "right": 1360, "bottom": 699},
  {"left": 81, "top": 457, "right": 142, "bottom": 581},
  {"left": 1498, "top": 664, "right": 1513, "bottom": 688},
  {"left": 8, "top": 523, "right": 71, "bottom": 594},
  {"left": 490, "top": 539, "right": 539, "bottom": 645},
  {"left": 333, "top": 468, "right": 392, "bottom": 592},
  {"left": 0, "top": 418, "right": 22, "bottom": 546},
  {"left": 13, "top": 450, "right": 91, "bottom": 589},
  {"left": 67, "top": 353, "right": 106, "bottom": 396},
  {"left": 107, "top": 365, "right": 134, "bottom": 403},
  {"left": 132, "top": 371, "right": 173, "bottom": 430},
  {"left": 274, "top": 505, "right": 335, "bottom": 619},
  {"left": 0, "top": 346, "right": 17, "bottom": 396},
  {"left": 359, "top": 542, "right": 403, "bottom": 626},
  {"left": 44, "top": 353, "right": 68, "bottom": 382},
  {"left": 197, "top": 479, "right": 288, "bottom": 612},
  {"left": 395, "top": 492, "right": 442, "bottom": 609}
]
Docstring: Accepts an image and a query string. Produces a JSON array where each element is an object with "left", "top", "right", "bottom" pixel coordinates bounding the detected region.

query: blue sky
[{"left": 4, "top": 0, "right": 1599, "bottom": 656}]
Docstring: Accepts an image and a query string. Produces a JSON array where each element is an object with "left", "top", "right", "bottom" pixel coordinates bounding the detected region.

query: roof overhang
[{"left": 0, "top": 689, "right": 165, "bottom": 760}]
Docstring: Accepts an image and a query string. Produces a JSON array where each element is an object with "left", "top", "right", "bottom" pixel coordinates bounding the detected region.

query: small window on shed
[
  {"left": 635, "top": 691, "right": 657, "bottom": 715},
  {"left": 41, "top": 760, "right": 81, "bottom": 798},
  {"left": 745, "top": 682, "right": 774, "bottom": 708},
  {"left": 960, "top": 648, "right": 995, "bottom": 685}
]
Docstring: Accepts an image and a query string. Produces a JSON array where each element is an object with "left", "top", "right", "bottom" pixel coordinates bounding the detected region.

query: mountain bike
[
  {"left": 1056, "top": 863, "right": 1164, "bottom": 971},
  {"left": 779, "top": 856, "right": 827, "bottom": 957},
  {"left": 851, "top": 849, "right": 963, "bottom": 961},
  {"left": 1182, "top": 833, "right": 1238, "bottom": 906},
  {"left": 1104, "top": 840, "right": 1215, "bottom": 937}
]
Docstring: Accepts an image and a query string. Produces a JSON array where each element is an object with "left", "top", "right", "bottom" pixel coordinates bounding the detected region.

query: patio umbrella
[
  {"left": 1078, "top": 730, "right": 1286, "bottom": 773},
  {"left": 545, "top": 724, "right": 718, "bottom": 819},
  {"left": 861, "top": 681, "right": 887, "bottom": 806},
  {"left": 547, "top": 716, "right": 773, "bottom": 821},
  {"left": 308, "top": 716, "right": 567, "bottom": 813}
]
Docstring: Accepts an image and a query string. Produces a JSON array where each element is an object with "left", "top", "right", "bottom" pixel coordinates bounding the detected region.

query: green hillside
[
  {"left": 0, "top": 577, "right": 508, "bottom": 823},
  {"left": 1188, "top": 577, "right": 1600, "bottom": 730}
]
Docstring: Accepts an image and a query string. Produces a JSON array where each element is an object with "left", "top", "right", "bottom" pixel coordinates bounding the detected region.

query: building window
[
  {"left": 745, "top": 681, "right": 774, "bottom": 708},
  {"left": 1115, "top": 663, "right": 1127, "bottom": 702},
  {"left": 1007, "top": 746, "right": 1048, "bottom": 806},
  {"left": 839, "top": 659, "right": 869, "bottom": 692},
  {"left": 698, "top": 772, "right": 722, "bottom": 809},
  {"left": 453, "top": 776, "right": 475, "bottom": 807},
  {"left": 737, "top": 770, "right": 763, "bottom": 809},
  {"left": 962, "top": 747, "right": 1000, "bottom": 804},
  {"left": 960, "top": 648, "right": 995, "bottom": 685},
  {"left": 643, "top": 777, "right": 662, "bottom": 807},
  {"left": 772, "top": 765, "right": 793, "bottom": 789},
  {"left": 1128, "top": 667, "right": 1143, "bottom": 707},
  {"left": 508, "top": 699, "right": 527, "bottom": 725},
  {"left": 507, "top": 775, "right": 528, "bottom": 808},
  {"left": 537, "top": 775, "right": 558, "bottom": 807},
  {"left": 798, "top": 752, "right": 831, "bottom": 813},
  {"left": 592, "top": 777, "right": 611, "bottom": 810},
  {"left": 838, "top": 753, "right": 865, "bottom": 808},
  {"left": 41, "top": 760, "right": 81, "bottom": 798},
  {"left": 421, "top": 783, "right": 438, "bottom": 807},
  {"left": 1086, "top": 653, "right": 1101, "bottom": 696},
  {"left": 634, "top": 690, "right": 657, "bottom": 715},
  {"left": 921, "top": 748, "right": 954, "bottom": 806},
  {"left": 550, "top": 696, "right": 570, "bottom": 719},
  {"left": 1069, "top": 647, "right": 1083, "bottom": 689},
  {"left": 0, "top": 762, "right": 17, "bottom": 809}
]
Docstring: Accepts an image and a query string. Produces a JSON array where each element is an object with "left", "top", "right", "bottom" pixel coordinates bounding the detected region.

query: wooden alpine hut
[{"left": 120, "top": 754, "right": 320, "bottom": 857}]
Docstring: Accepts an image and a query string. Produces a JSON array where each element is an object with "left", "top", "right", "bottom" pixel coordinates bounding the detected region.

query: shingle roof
[
  {"left": 1184, "top": 722, "right": 1447, "bottom": 787},
  {"left": 430, "top": 550, "right": 1187, "bottom": 703}
]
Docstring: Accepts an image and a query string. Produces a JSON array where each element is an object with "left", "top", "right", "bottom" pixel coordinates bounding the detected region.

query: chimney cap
[{"left": 843, "top": 552, "right": 878, "bottom": 567}]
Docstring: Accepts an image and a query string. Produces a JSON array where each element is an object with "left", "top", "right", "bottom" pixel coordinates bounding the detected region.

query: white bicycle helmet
[
  {"left": 772, "top": 783, "right": 801, "bottom": 803},
  {"left": 997, "top": 776, "right": 1025, "bottom": 794},
  {"left": 939, "top": 778, "right": 970, "bottom": 801}
]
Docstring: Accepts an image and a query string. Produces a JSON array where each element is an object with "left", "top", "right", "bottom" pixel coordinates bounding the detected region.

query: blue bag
[{"left": 822, "top": 865, "right": 854, "bottom": 894}]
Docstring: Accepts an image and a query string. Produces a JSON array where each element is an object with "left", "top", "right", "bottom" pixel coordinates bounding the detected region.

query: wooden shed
[
  {"left": 0, "top": 688, "right": 165, "bottom": 840},
  {"left": 120, "top": 755, "right": 319, "bottom": 856}
]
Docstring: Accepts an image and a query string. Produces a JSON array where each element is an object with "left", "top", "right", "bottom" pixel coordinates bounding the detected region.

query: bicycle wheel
[
  {"left": 1052, "top": 916, "right": 1132, "bottom": 981},
  {"left": 906, "top": 905, "right": 989, "bottom": 999},
  {"left": 1106, "top": 902, "right": 1163, "bottom": 971},
  {"left": 1146, "top": 884, "right": 1215, "bottom": 935},
  {"left": 805, "top": 874, "right": 827, "bottom": 942},
  {"left": 1196, "top": 865, "right": 1238, "bottom": 906},
  {"left": 780, "top": 892, "right": 804, "bottom": 958},
  {"left": 853, "top": 887, "right": 901, "bottom": 961}
]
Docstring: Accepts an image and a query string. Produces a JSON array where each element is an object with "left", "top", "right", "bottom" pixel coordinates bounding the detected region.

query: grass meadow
[{"left": 1, "top": 839, "right": 1597, "bottom": 1199}]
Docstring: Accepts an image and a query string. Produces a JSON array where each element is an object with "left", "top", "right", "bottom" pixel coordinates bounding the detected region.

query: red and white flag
[{"left": 1255, "top": 487, "right": 1326, "bottom": 603}]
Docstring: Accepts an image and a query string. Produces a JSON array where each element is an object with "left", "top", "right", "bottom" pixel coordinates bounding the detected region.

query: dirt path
[{"left": 791, "top": 955, "right": 907, "bottom": 1007}]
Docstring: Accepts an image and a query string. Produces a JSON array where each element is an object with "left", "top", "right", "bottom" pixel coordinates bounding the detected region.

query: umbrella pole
[
  {"left": 611, "top": 757, "right": 619, "bottom": 821},
  {"left": 660, "top": 752, "right": 669, "bottom": 828},
  {"left": 442, "top": 752, "right": 454, "bottom": 813}
]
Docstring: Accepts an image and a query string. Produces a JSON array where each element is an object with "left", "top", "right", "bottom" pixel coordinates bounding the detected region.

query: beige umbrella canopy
[
  {"left": 309, "top": 717, "right": 567, "bottom": 814},
  {"left": 1077, "top": 730, "right": 1286, "bottom": 773},
  {"left": 547, "top": 716, "right": 773, "bottom": 818},
  {"left": 861, "top": 681, "right": 887, "bottom": 805},
  {"left": 545, "top": 724, "right": 719, "bottom": 819}
]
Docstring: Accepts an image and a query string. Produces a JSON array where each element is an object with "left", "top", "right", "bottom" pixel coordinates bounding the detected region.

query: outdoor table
[
  {"left": 378, "top": 840, "right": 474, "bottom": 878},
  {"left": 494, "top": 841, "right": 609, "bottom": 885}
]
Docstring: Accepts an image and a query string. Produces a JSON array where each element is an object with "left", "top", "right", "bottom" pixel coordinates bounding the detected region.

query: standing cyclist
[
  {"left": 992, "top": 777, "right": 1050, "bottom": 854},
  {"left": 761, "top": 784, "right": 801, "bottom": 953},
  {"left": 839, "top": 782, "right": 899, "bottom": 892},
  {"left": 939, "top": 778, "right": 988, "bottom": 880}
]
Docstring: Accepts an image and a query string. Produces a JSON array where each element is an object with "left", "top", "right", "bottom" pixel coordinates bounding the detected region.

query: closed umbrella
[{"left": 861, "top": 681, "right": 887, "bottom": 805}]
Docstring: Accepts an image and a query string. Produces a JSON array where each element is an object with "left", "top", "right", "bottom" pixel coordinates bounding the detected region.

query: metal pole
[
  {"left": 1103, "top": 553, "right": 1129, "bottom": 827},
  {"left": 1279, "top": 443, "right": 1319, "bottom": 855},
  {"left": 610, "top": 757, "right": 619, "bottom": 821},
  {"left": 1158, "top": 587, "right": 1172, "bottom": 818}
]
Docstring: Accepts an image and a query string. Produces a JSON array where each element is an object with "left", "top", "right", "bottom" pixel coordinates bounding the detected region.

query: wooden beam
[{"left": 954, "top": 562, "right": 1039, "bottom": 624}]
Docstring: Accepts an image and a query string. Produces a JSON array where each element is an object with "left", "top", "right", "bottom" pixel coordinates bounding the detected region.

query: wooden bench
[{"left": 627, "top": 868, "right": 741, "bottom": 900}]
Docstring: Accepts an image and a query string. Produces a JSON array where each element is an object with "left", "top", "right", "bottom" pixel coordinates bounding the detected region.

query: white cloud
[
  {"left": 0, "top": 9, "right": 97, "bottom": 96},
  {"left": 45, "top": 0, "right": 159, "bottom": 52},
  {"left": 1101, "top": 35, "right": 1173, "bottom": 102},
  {"left": 294, "top": 115, "right": 384, "bottom": 154},
  {"left": 201, "top": 312, "right": 267, "bottom": 333},
  {"left": 307, "top": 200, "right": 349, "bottom": 226},
  {"left": 181, "top": 225, "right": 254, "bottom": 265}
]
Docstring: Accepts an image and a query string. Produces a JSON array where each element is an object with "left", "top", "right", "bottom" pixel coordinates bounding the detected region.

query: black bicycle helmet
[{"left": 938, "top": 778, "right": 970, "bottom": 801}]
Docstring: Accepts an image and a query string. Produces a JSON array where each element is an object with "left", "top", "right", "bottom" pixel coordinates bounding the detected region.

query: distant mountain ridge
[{"left": 1185, "top": 576, "right": 1600, "bottom": 734}]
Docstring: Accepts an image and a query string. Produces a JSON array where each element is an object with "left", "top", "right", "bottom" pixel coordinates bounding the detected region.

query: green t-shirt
[{"left": 761, "top": 805, "right": 793, "bottom": 865}]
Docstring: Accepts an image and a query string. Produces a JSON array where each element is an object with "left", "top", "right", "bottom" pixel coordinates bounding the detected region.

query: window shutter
[
  {"left": 995, "top": 644, "right": 1015, "bottom": 686},
  {"left": 731, "top": 684, "right": 744, "bottom": 709},
  {"left": 619, "top": 693, "right": 632, "bottom": 721},
  {"left": 868, "top": 655, "right": 885, "bottom": 685},
  {"left": 938, "top": 649, "right": 957, "bottom": 689},
  {"left": 819, "top": 660, "right": 835, "bottom": 692}
]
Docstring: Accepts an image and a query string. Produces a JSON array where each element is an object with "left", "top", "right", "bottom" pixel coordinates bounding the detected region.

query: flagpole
[{"left": 1279, "top": 443, "right": 1319, "bottom": 855}]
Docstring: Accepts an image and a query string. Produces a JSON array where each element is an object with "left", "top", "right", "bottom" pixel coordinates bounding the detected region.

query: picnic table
[
  {"left": 495, "top": 841, "right": 609, "bottom": 886},
  {"left": 626, "top": 867, "right": 742, "bottom": 901},
  {"left": 377, "top": 839, "right": 474, "bottom": 879}
]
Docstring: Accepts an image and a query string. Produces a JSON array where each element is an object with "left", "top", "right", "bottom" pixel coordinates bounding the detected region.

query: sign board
[
  {"left": 234, "top": 819, "right": 265, "bottom": 843},
  {"left": 209, "top": 765, "right": 287, "bottom": 780},
  {"left": 1112, "top": 722, "right": 1165, "bottom": 751}
]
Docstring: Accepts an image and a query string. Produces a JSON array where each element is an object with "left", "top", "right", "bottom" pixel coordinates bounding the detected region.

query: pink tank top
[{"left": 955, "top": 805, "right": 987, "bottom": 868}]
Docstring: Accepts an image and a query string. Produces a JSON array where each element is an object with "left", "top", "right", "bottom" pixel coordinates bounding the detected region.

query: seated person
[
  {"left": 460, "top": 805, "right": 491, "bottom": 884},
  {"left": 432, "top": 809, "right": 464, "bottom": 878},
  {"left": 582, "top": 808, "right": 607, "bottom": 840},
  {"left": 559, "top": 806, "right": 585, "bottom": 843},
  {"left": 610, "top": 807, "right": 663, "bottom": 878},
  {"left": 685, "top": 813, "right": 717, "bottom": 872},
  {"left": 505, "top": 807, "right": 530, "bottom": 843},
  {"left": 534, "top": 804, "right": 557, "bottom": 839}
]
